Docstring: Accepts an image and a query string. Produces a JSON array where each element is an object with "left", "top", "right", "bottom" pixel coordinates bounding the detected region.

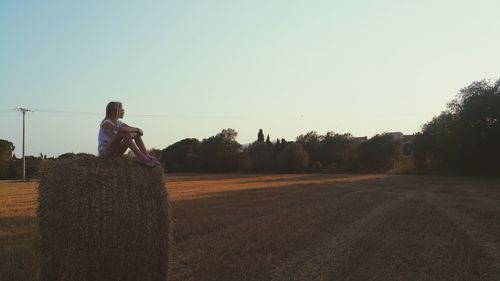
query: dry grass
[
  {"left": 1, "top": 174, "right": 499, "bottom": 281},
  {"left": 0, "top": 180, "right": 38, "bottom": 281},
  {"left": 37, "top": 156, "right": 170, "bottom": 281}
]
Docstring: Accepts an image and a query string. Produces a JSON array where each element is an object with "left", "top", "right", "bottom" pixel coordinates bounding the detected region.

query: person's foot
[
  {"left": 147, "top": 155, "right": 161, "bottom": 165},
  {"left": 137, "top": 157, "right": 157, "bottom": 168}
]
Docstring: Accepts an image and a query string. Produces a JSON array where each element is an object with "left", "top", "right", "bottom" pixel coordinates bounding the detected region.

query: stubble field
[{"left": 1, "top": 174, "right": 499, "bottom": 281}]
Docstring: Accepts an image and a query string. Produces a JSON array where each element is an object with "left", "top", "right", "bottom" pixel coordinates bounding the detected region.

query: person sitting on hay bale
[{"left": 98, "top": 101, "right": 160, "bottom": 167}]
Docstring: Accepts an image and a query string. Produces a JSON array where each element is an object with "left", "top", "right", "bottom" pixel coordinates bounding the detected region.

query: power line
[
  {"left": 28, "top": 108, "right": 297, "bottom": 119},
  {"left": 4, "top": 107, "right": 317, "bottom": 119},
  {"left": 3, "top": 108, "right": 251, "bottom": 118},
  {"left": 32, "top": 109, "right": 101, "bottom": 116}
]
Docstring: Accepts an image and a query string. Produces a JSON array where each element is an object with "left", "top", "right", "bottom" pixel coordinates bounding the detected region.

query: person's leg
[
  {"left": 133, "top": 134, "right": 160, "bottom": 164},
  {"left": 104, "top": 133, "right": 145, "bottom": 159},
  {"left": 133, "top": 134, "right": 149, "bottom": 155},
  {"left": 102, "top": 134, "right": 125, "bottom": 157},
  {"left": 114, "top": 133, "right": 148, "bottom": 159},
  {"left": 103, "top": 133, "right": 156, "bottom": 167},
  {"left": 113, "top": 139, "right": 156, "bottom": 168}
]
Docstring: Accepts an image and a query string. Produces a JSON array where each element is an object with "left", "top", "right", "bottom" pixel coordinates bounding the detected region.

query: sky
[{"left": 1, "top": 0, "right": 499, "bottom": 157}]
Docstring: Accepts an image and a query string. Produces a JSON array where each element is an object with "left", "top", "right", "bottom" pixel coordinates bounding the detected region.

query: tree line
[
  {"left": 160, "top": 78, "right": 499, "bottom": 176},
  {"left": 0, "top": 140, "right": 45, "bottom": 179},
  {"left": 159, "top": 129, "right": 405, "bottom": 174},
  {"left": 0, "top": 78, "right": 498, "bottom": 179}
]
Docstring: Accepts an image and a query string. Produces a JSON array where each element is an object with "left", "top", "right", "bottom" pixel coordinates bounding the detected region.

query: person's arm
[
  {"left": 122, "top": 122, "right": 144, "bottom": 136},
  {"left": 101, "top": 122, "right": 142, "bottom": 135}
]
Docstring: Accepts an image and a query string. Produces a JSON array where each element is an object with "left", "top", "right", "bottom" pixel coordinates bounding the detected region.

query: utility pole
[{"left": 16, "top": 108, "right": 32, "bottom": 181}]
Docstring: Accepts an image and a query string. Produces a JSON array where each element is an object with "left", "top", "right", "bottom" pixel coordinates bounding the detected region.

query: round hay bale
[{"left": 37, "top": 155, "right": 171, "bottom": 281}]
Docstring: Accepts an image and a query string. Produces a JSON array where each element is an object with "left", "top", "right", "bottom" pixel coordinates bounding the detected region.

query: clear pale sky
[{"left": 1, "top": 1, "right": 499, "bottom": 157}]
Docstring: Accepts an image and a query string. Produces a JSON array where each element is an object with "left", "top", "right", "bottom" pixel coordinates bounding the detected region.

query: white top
[{"left": 97, "top": 119, "right": 124, "bottom": 156}]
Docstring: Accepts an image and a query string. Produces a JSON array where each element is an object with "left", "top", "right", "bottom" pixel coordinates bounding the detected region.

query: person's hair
[{"left": 104, "top": 101, "right": 122, "bottom": 121}]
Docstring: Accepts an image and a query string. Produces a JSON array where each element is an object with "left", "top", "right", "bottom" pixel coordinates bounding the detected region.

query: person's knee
[{"left": 119, "top": 132, "right": 133, "bottom": 140}]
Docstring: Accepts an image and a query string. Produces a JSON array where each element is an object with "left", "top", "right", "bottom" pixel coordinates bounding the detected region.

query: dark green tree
[
  {"left": 414, "top": 78, "right": 500, "bottom": 175},
  {"left": 273, "top": 138, "right": 285, "bottom": 157},
  {"left": 9, "top": 155, "right": 43, "bottom": 179},
  {"left": 161, "top": 138, "right": 201, "bottom": 172},
  {"left": 276, "top": 143, "right": 310, "bottom": 173},
  {"left": 245, "top": 142, "right": 274, "bottom": 172},
  {"left": 413, "top": 111, "right": 459, "bottom": 173},
  {"left": 319, "top": 132, "right": 357, "bottom": 172},
  {"left": 0, "top": 139, "right": 14, "bottom": 179},
  {"left": 257, "top": 129, "right": 265, "bottom": 143},
  {"left": 357, "top": 133, "right": 402, "bottom": 172},
  {"left": 452, "top": 79, "right": 500, "bottom": 174},
  {"left": 265, "top": 134, "right": 273, "bottom": 151},
  {"left": 198, "top": 129, "right": 243, "bottom": 172},
  {"left": 296, "top": 131, "right": 322, "bottom": 168}
]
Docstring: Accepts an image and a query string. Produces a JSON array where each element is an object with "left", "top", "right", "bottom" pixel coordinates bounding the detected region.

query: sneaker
[
  {"left": 137, "top": 157, "right": 157, "bottom": 168},
  {"left": 148, "top": 155, "right": 161, "bottom": 165}
]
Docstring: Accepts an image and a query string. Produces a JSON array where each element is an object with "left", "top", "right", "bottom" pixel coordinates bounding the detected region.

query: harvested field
[{"left": 1, "top": 174, "right": 499, "bottom": 280}]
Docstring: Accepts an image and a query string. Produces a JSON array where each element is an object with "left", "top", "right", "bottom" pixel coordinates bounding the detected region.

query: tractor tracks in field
[
  {"left": 172, "top": 182, "right": 374, "bottom": 242},
  {"left": 269, "top": 188, "right": 416, "bottom": 281},
  {"left": 425, "top": 188, "right": 500, "bottom": 277},
  {"left": 170, "top": 181, "right": 394, "bottom": 281},
  {"left": 271, "top": 180, "right": 500, "bottom": 281},
  {"left": 167, "top": 176, "right": 500, "bottom": 281}
]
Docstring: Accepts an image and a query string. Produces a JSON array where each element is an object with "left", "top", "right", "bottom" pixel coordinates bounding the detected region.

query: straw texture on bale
[{"left": 37, "top": 155, "right": 171, "bottom": 281}]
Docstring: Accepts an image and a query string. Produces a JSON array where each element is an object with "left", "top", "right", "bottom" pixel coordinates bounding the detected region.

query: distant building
[
  {"left": 402, "top": 134, "right": 415, "bottom": 156},
  {"left": 387, "top": 132, "right": 416, "bottom": 155},
  {"left": 387, "top": 132, "right": 404, "bottom": 141},
  {"left": 403, "top": 134, "right": 415, "bottom": 143},
  {"left": 353, "top": 136, "right": 367, "bottom": 144}
]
